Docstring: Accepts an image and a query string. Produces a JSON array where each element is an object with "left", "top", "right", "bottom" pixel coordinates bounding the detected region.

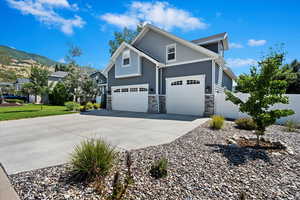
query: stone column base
[
  {"left": 106, "top": 95, "right": 112, "bottom": 110},
  {"left": 148, "top": 95, "right": 159, "bottom": 113},
  {"left": 159, "top": 95, "right": 166, "bottom": 113},
  {"left": 204, "top": 94, "right": 215, "bottom": 117}
]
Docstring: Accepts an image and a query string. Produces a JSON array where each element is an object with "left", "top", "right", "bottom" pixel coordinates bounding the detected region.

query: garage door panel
[
  {"left": 166, "top": 75, "right": 205, "bottom": 116},
  {"left": 112, "top": 84, "right": 148, "bottom": 113}
]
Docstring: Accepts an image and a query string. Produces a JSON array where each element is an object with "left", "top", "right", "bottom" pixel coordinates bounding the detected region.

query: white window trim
[
  {"left": 122, "top": 50, "right": 130, "bottom": 67},
  {"left": 166, "top": 43, "right": 176, "bottom": 63}
]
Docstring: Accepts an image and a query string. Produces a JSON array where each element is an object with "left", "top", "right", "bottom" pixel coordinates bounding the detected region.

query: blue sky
[{"left": 1, "top": 0, "right": 300, "bottom": 75}]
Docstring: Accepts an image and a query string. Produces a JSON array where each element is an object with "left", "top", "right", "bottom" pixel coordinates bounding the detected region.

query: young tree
[
  {"left": 65, "top": 43, "right": 82, "bottom": 65},
  {"left": 226, "top": 50, "right": 295, "bottom": 145},
  {"left": 81, "top": 75, "right": 100, "bottom": 102},
  {"left": 64, "top": 67, "right": 82, "bottom": 102},
  {"left": 109, "top": 24, "right": 143, "bottom": 56},
  {"left": 28, "top": 65, "right": 50, "bottom": 104}
]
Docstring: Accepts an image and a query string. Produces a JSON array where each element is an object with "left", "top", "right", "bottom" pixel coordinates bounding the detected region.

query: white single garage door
[
  {"left": 112, "top": 84, "right": 149, "bottom": 112},
  {"left": 166, "top": 75, "right": 205, "bottom": 116}
]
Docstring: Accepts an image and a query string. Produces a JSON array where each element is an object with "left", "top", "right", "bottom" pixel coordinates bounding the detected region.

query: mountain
[
  {"left": 0, "top": 45, "right": 97, "bottom": 82},
  {"left": 0, "top": 45, "right": 58, "bottom": 66}
]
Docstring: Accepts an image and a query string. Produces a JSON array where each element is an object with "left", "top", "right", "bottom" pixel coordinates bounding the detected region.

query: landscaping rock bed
[{"left": 9, "top": 122, "right": 300, "bottom": 200}]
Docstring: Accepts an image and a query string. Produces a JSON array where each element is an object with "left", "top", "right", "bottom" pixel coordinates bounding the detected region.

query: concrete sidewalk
[
  {"left": 0, "top": 110, "right": 208, "bottom": 174},
  {"left": 0, "top": 163, "right": 20, "bottom": 200}
]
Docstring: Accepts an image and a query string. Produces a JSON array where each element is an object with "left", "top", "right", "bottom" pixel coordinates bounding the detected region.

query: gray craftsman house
[{"left": 103, "top": 24, "right": 236, "bottom": 116}]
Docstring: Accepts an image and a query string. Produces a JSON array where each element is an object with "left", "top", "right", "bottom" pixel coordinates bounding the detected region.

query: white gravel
[{"left": 9, "top": 122, "right": 300, "bottom": 200}]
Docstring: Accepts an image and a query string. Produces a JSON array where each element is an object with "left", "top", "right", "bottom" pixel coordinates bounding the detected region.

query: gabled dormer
[{"left": 190, "top": 32, "right": 229, "bottom": 57}]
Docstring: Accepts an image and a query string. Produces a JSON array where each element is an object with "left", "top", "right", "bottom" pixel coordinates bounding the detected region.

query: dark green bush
[
  {"left": 49, "top": 82, "right": 70, "bottom": 105},
  {"left": 70, "top": 138, "right": 118, "bottom": 181},
  {"left": 149, "top": 157, "right": 168, "bottom": 179},
  {"left": 65, "top": 101, "right": 80, "bottom": 111},
  {"left": 210, "top": 115, "right": 224, "bottom": 130},
  {"left": 235, "top": 118, "right": 257, "bottom": 130},
  {"left": 5, "top": 99, "right": 24, "bottom": 104}
]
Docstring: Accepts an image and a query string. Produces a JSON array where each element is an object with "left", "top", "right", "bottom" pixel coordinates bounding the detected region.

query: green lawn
[{"left": 0, "top": 104, "right": 75, "bottom": 121}]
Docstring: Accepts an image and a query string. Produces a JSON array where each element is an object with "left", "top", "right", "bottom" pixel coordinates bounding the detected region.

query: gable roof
[
  {"left": 103, "top": 42, "right": 164, "bottom": 76},
  {"left": 49, "top": 71, "right": 69, "bottom": 78},
  {"left": 131, "top": 24, "right": 220, "bottom": 59},
  {"left": 16, "top": 78, "right": 30, "bottom": 84},
  {"left": 191, "top": 32, "right": 229, "bottom": 50}
]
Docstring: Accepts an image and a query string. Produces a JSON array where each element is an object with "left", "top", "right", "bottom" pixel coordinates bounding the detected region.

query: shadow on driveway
[
  {"left": 80, "top": 109, "right": 201, "bottom": 122},
  {"left": 205, "top": 144, "right": 272, "bottom": 166}
]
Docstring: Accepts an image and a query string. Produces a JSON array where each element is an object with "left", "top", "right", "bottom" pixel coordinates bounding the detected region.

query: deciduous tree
[{"left": 226, "top": 50, "right": 294, "bottom": 145}]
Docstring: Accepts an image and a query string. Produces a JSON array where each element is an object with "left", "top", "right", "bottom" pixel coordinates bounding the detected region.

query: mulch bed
[
  {"left": 9, "top": 121, "right": 300, "bottom": 200},
  {"left": 0, "top": 103, "right": 22, "bottom": 107},
  {"left": 236, "top": 138, "right": 286, "bottom": 152}
]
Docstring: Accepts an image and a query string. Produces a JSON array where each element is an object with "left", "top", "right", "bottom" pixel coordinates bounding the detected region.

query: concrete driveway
[{"left": 0, "top": 110, "right": 208, "bottom": 175}]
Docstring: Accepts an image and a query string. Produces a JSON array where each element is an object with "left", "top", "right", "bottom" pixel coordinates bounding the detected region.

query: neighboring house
[
  {"left": 15, "top": 78, "right": 30, "bottom": 91},
  {"left": 48, "top": 71, "right": 69, "bottom": 86},
  {"left": 103, "top": 24, "right": 236, "bottom": 116},
  {"left": 89, "top": 71, "right": 107, "bottom": 105}
]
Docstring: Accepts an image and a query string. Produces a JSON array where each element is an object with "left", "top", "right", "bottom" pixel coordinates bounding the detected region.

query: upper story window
[
  {"left": 122, "top": 50, "right": 130, "bottom": 67},
  {"left": 166, "top": 44, "right": 176, "bottom": 62}
]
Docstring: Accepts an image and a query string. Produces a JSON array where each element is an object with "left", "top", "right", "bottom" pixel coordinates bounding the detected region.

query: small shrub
[
  {"left": 149, "top": 157, "right": 168, "bottom": 179},
  {"left": 70, "top": 138, "right": 118, "bottom": 181},
  {"left": 79, "top": 105, "right": 86, "bottom": 112},
  {"left": 5, "top": 99, "right": 24, "bottom": 104},
  {"left": 284, "top": 120, "right": 298, "bottom": 132},
  {"left": 209, "top": 115, "right": 224, "bottom": 130},
  {"left": 235, "top": 118, "right": 257, "bottom": 130},
  {"left": 65, "top": 101, "right": 80, "bottom": 111},
  {"left": 93, "top": 103, "right": 100, "bottom": 110},
  {"left": 86, "top": 101, "right": 94, "bottom": 110}
]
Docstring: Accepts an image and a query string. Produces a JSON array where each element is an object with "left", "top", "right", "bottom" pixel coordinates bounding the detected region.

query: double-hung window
[
  {"left": 122, "top": 50, "right": 130, "bottom": 67},
  {"left": 166, "top": 44, "right": 176, "bottom": 62}
]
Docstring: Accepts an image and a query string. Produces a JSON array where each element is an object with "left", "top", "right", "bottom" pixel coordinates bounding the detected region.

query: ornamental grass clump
[
  {"left": 149, "top": 157, "right": 168, "bottom": 179},
  {"left": 210, "top": 115, "right": 225, "bottom": 130},
  {"left": 70, "top": 138, "right": 118, "bottom": 181},
  {"left": 235, "top": 118, "right": 257, "bottom": 130}
]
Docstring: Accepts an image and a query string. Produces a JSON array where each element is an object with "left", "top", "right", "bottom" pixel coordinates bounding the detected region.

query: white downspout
[{"left": 156, "top": 66, "right": 160, "bottom": 113}]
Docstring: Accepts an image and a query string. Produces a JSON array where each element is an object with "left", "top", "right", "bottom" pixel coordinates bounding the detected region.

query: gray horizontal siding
[
  {"left": 222, "top": 71, "right": 233, "bottom": 91},
  {"left": 200, "top": 42, "right": 218, "bottom": 53},
  {"left": 115, "top": 47, "right": 141, "bottom": 77},
  {"left": 160, "top": 60, "right": 212, "bottom": 94},
  {"left": 134, "top": 30, "right": 208, "bottom": 64},
  {"left": 107, "top": 57, "right": 157, "bottom": 94}
]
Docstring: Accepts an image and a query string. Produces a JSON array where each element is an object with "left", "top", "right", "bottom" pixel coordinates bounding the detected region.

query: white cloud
[
  {"left": 100, "top": 1, "right": 208, "bottom": 31},
  {"left": 101, "top": 14, "right": 139, "bottom": 29},
  {"left": 6, "top": 0, "right": 85, "bottom": 35},
  {"left": 229, "top": 42, "right": 243, "bottom": 49},
  {"left": 248, "top": 39, "right": 267, "bottom": 47},
  {"left": 226, "top": 58, "right": 257, "bottom": 68},
  {"left": 58, "top": 58, "right": 65, "bottom": 63}
]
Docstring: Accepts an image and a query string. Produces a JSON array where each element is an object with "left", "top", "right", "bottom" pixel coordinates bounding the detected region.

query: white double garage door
[{"left": 111, "top": 75, "right": 205, "bottom": 116}]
